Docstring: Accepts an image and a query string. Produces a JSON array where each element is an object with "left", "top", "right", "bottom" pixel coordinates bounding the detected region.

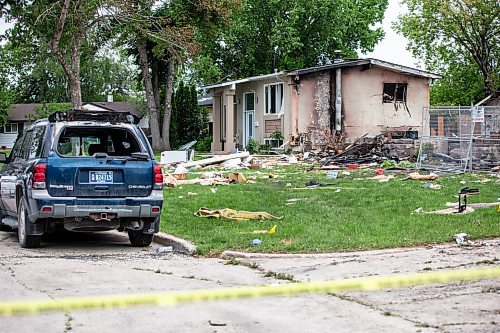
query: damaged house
[{"left": 203, "top": 57, "right": 440, "bottom": 154}]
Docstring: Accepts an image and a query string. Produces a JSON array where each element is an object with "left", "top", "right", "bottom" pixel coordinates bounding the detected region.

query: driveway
[{"left": 0, "top": 229, "right": 498, "bottom": 333}]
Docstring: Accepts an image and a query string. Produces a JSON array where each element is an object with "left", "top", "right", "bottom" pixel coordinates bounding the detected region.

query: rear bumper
[{"left": 27, "top": 190, "right": 163, "bottom": 222}]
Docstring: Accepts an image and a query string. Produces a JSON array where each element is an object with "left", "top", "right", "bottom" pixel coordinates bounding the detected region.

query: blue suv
[{"left": 0, "top": 110, "right": 164, "bottom": 248}]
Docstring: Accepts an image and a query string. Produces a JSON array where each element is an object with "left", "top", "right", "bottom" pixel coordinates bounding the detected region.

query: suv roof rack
[{"left": 48, "top": 109, "right": 139, "bottom": 124}]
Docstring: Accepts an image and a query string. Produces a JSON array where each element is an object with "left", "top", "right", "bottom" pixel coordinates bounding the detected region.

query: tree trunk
[
  {"left": 69, "top": 39, "right": 83, "bottom": 109},
  {"left": 137, "top": 38, "right": 162, "bottom": 151},
  {"left": 152, "top": 60, "right": 161, "bottom": 113},
  {"left": 162, "top": 58, "right": 175, "bottom": 151}
]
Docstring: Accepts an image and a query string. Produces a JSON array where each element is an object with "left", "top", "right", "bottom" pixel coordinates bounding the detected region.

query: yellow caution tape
[{"left": 0, "top": 266, "right": 498, "bottom": 316}]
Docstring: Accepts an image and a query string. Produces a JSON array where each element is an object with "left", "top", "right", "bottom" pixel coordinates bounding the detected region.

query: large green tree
[
  {"left": 1, "top": 27, "right": 137, "bottom": 104},
  {"left": 193, "top": 0, "right": 388, "bottom": 82},
  {"left": 0, "top": 49, "right": 12, "bottom": 126},
  {"left": 397, "top": 0, "right": 499, "bottom": 103},
  {"left": 4, "top": 0, "right": 114, "bottom": 108},
  {"left": 113, "top": 0, "right": 234, "bottom": 151},
  {"left": 170, "top": 81, "right": 208, "bottom": 149}
]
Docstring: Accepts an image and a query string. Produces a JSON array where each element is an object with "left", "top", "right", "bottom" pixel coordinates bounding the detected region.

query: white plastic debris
[
  {"left": 327, "top": 171, "right": 339, "bottom": 179},
  {"left": 222, "top": 158, "right": 243, "bottom": 170},
  {"left": 156, "top": 246, "right": 174, "bottom": 254},
  {"left": 288, "top": 156, "right": 298, "bottom": 164},
  {"left": 174, "top": 165, "right": 189, "bottom": 174},
  {"left": 453, "top": 233, "right": 469, "bottom": 244}
]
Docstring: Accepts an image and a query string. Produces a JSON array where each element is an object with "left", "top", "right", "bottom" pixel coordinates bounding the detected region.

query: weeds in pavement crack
[{"left": 64, "top": 313, "right": 73, "bottom": 332}]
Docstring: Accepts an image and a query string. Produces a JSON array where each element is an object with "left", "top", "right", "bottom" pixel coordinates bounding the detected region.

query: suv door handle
[{"left": 94, "top": 185, "right": 109, "bottom": 191}]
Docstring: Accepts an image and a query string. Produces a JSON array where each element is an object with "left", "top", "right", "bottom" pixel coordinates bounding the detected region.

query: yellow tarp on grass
[{"left": 195, "top": 208, "right": 283, "bottom": 221}]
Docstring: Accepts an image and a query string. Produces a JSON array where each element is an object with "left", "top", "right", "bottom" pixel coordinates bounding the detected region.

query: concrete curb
[
  {"left": 154, "top": 232, "right": 197, "bottom": 255},
  {"left": 220, "top": 239, "right": 500, "bottom": 259}
]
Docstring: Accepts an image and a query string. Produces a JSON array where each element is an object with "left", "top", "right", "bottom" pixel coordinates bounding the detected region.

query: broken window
[
  {"left": 57, "top": 127, "right": 141, "bottom": 157},
  {"left": 383, "top": 83, "right": 407, "bottom": 103},
  {"left": 265, "top": 83, "right": 284, "bottom": 115}
]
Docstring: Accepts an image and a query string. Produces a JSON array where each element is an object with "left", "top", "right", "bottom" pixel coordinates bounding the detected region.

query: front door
[{"left": 243, "top": 92, "right": 255, "bottom": 148}]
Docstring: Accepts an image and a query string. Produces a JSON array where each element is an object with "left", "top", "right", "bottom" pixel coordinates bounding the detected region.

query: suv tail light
[
  {"left": 153, "top": 165, "right": 163, "bottom": 190},
  {"left": 33, "top": 163, "right": 47, "bottom": 189}
]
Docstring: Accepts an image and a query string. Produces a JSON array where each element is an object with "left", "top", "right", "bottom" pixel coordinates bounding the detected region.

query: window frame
[
  {"left": 264, "top": 138, "right": 283, "bottom": 148},
  {"left": 264, "top": 83, "right": 284, "bottom": 115},
  {"left": 4, "top": 123, "right": 18, "bottom": 134}
]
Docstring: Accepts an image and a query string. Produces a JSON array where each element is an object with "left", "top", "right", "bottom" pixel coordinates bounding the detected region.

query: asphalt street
[{"left": 0, "top": 229, "right": 498, "bottom": 333}]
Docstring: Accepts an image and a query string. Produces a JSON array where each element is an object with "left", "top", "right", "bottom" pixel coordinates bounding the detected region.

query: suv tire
[
  {"left": 18, "top": 196, "right": 42, "bottom": 248},
  {"left": 128, "top": 230, "right": 154, "bottom": 247}
]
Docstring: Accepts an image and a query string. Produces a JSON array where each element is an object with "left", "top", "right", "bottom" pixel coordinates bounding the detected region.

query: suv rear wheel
[
  {"left": 18, "top": 196, "right": 42, "bottom": 248},
  {"left": 128, "top": 230, "right": 154, "bottom": 247}
]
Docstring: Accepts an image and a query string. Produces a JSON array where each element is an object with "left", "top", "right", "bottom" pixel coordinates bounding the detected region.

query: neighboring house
[
  {"left": 0, "top": 101, "right": 147, "bottom": 148},
  {"left": 203, "top": 57, "right": 440, "bottom": 154}
]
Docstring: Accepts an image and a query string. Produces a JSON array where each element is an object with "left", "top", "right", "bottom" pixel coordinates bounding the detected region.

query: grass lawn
[{"left": 159, "top": 164, "right": 499, "bottom": 256}]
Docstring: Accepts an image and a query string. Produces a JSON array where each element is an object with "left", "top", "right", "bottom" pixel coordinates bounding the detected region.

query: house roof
[
  {"left": 83, "top": 102, "right": 144, "bottom": 118},
  {"left": 8, "top": 102, "right": 144, "bottom": 122},
  {"left": 201, "top": 58, "right": 440, "bottom": 91},
  {"left": 9, "top": 104, "right": 43, "bottom": 121},
  {"left": 201, "top": 72, "right": 286, "bottom": 90},
  {"left": 198, "top": 95, "right": 213, "bottom": 107},
  {"left": 287, "top": 58, "right": 441, "bottom": 79}
]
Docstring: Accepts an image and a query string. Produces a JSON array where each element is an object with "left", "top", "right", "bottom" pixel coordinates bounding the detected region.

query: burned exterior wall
[
  {"left": 294, "top": 72, "right": 332, "bottom": 149},
  {"left": 341, "top": 66, "right": 430, "bottom": 139}
]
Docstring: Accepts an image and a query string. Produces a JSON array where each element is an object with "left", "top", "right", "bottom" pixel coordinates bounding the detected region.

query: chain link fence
[{"left": 417, "top": 106, "right": 500, "bottom": 172}]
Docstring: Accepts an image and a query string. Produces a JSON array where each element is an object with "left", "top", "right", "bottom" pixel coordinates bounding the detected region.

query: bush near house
[{"left": 160, "top": 165, "right": 499, "bottom": 255}]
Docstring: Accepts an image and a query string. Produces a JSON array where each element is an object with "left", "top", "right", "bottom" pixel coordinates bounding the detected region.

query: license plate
[{"left": 89, "top": 171, "right": 113, "bottom": 183}]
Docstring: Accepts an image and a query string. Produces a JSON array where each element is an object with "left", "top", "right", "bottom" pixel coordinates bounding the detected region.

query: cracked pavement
[{"left": 0, "top": 230, "right": 498, "bottom": 333}]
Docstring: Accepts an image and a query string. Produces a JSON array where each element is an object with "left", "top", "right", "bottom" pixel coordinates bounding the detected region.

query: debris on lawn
[
  {"left": 414, "top": 207, "right": 424, "bottom": 214},
  {"left": 408, "top": 172, "right": 439, "bottom": 181},
  {"left": 326, "top": 171, "right": 339, "bottom": 179},
  {"left": 249, "top": 225, "right": 278, "bottom": 234},
  {"left": 422, "top": 183, "right": 442, "bottom": 190},
  {"left": 194, "top": 208, "right": 283, "bottom": 221},
  {"left": 286, "top": 198, "right": 304, "bottom": 205},
  {"left": 251, "top": 239, "right": 263, "bottom": 246},
  {"left": 370, "top": 174, "right": 395, "bottom": 182},
  {"left": 428, "top": 206, "right": 475, "bottom": 214},
  {"left": 227, "top": 172, "right": 246, "bottom": 183},
  {"left": 187, "top": 192, "right": 197, "bottom": 196},
  {"left": 458, "top": 187, "right": 480, "bottom": 213},
  {"left": 177, "top": 152, "right": 250, "bottom": 169}
]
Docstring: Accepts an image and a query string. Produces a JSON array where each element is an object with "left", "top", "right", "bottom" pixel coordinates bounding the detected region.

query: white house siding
[{"left": 0, "top": 134, "right": 18, "bottom": 149}]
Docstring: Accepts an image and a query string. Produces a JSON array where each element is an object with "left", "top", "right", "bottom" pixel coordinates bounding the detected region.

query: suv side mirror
[{"left": 0, "top": 152, "right": 7, "bottom": 163}]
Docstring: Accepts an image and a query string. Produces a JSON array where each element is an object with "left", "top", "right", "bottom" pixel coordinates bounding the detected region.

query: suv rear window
[{"left": 57, "top": 127, "right": 142, "bottom": 157}]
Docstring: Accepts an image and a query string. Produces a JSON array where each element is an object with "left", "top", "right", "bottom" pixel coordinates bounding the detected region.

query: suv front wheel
[
  {"left": 18, "top": 196, "right": 42, "bottom": 248},
  {"left": 128, "top": 229, "right": 154, "bottom": 247}
]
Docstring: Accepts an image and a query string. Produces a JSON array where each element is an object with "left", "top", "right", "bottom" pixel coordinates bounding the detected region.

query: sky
[
  {"left": 0, "top": 0, "right": 420, "bottom": 69},
  {"left": 364, "top": 0, "right": 419, "bottom": 68}
]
